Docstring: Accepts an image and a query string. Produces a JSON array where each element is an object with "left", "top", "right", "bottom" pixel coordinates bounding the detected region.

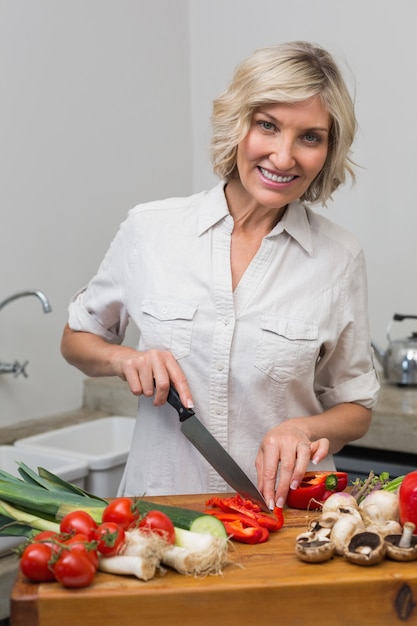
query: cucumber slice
[{"left": 190, "top": 514, "right": 227, "bottom": 538}]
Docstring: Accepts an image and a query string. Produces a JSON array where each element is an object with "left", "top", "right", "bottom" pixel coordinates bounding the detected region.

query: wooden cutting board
[{"left": 10, "top": 493, "right": 417, "bottom": 626}]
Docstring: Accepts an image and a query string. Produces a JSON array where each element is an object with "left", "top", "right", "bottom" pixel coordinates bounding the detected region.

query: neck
[{"left": 225, "top": 179, "right": 287, "bottom": 235}]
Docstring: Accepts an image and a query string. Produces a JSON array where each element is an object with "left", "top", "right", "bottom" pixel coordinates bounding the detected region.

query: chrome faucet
[
  {"left": 0, "top": 289, "right": 52, "bottom": 313},
  {"left": 0, "top": 289, "right": 52, "bottom": 377}
]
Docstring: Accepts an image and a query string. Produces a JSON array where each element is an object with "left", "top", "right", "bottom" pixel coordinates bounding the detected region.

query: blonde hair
[{"left": 210, "top": 42, "right": 357, "bottom": 204}]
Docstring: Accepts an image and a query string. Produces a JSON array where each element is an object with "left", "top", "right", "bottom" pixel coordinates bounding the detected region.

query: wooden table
[{"left": 9, "top": 493, "right": 417, "bottom": 626}]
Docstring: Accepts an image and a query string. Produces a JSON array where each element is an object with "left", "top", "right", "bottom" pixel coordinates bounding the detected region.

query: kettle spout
[{"left": 371, "top": 341, "right": 384, "bottom": 366}]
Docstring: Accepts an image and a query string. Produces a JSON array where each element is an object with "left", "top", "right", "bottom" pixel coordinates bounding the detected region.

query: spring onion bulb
[
  {"left": 121, "top": 529, "right": 168, "bottom": 560},
  {"left": 162, "top": 527, "right": 228, "bottom": 576},
  {"left": 98, "top": 555, "right": 158, "bottom": 581}
]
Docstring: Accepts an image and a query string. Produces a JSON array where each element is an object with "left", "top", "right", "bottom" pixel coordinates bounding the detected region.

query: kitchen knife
[{"left": 166, "top": 385, "right": 270, "bottom": 513}]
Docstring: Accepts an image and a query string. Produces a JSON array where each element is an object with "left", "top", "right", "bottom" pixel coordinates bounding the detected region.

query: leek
[
  {"left": 0, "top": 464, "right": 108, "bottom": 538},
  {"left": 0, "top": 499, "right": 59, "bottom": 533}
]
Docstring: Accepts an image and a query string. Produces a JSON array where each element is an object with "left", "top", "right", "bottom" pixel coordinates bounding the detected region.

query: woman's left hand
[{"left": 255, "top": 423, "right": 329, "bottom": 510}]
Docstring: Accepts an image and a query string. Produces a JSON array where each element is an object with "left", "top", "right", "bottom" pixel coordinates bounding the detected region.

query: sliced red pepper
[
  {"left": 286, "top": 471, "right": 349, "bottom": 510},
  {"left": 206, "top": 511, "right": 269, "bottom": 544},
  {"left": 206, "top": 495, "right": 259, "bottom": 517},
  {"left": 205, "top": 495, "right": 284, "bottom": 531},
  {"left": 249, "top": 507, "right": 284, "bottom": 531}
]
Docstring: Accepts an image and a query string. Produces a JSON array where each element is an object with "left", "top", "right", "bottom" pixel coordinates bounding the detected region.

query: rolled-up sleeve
[
  {"left": 68, "top": 216, "right": 133, "bottom": 345},
  {"left": 314, "top": 248, "right": 380, "bottom": 410}
]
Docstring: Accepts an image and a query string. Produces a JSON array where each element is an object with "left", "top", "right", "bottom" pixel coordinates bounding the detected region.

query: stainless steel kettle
[{"left": 372, "top": 314, "right": 417, "bottom": 385}]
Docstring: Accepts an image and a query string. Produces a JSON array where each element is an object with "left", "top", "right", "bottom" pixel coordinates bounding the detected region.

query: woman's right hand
[
  {"left": 117, "top": 348, "right": 194, "bottom": 408},
  {"left": 61, "top": 325, "right": 193, "bottom": 409}
]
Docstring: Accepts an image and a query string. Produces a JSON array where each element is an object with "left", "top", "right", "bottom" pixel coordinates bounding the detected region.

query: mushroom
[
  {"left": 385, "top": 522, "right": 417, "bottom": 562},
  {"left": 344, "top": 531, "right": 386, "bottom": 566},
  {"left": 295, "top": 519, "right": 335, "bottom": 563},
  {"left": 321, "top": 492, "right": 359, "bottom": 513},
  {"left": 296, "top": 519, "right": 333, "bottom": 544},
  {"left": 295, "top": 537, "right": 335, "bottom": 563},
  {"left": 330, "top": 511, "right": 365, "bottom": 555},
  {"left": 366, "top": 519, "right": 402, "bottom": 538}
]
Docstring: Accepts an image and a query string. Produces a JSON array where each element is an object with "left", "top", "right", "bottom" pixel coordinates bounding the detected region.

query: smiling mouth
[{"left": 258, "top": 166, "right": 296, "bottom": 183}]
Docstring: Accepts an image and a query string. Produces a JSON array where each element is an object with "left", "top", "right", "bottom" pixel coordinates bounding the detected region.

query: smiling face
[{"left": 234, "top": 97, "right": 331, "bottom": 214}]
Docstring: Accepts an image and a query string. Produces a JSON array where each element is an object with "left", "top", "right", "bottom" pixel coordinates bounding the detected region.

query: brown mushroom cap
[
  {"left": 295, "top": 538, "right": 335, "bottom": 563},
  {"left": 385, "top": 532, "right": 417, "bottom": 562},
  {"left": 344, "top": 531, "right": 386, "bottom": 566}
]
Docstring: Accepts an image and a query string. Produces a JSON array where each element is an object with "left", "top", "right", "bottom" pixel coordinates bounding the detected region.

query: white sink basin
[{"left": 14, "top": 416, "right": 136, "bottom": 498}]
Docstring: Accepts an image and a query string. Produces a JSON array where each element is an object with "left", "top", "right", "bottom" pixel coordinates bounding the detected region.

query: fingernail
[
  {"left": 312, "top": 456, "right": 319, "bottom": 465},
  {"left": 268, "top": 499, "right": 275, "bottom": 511},
  {"left": 276, "top": 497, "right": 285, "bottom": 508},
  {"left": 187, "top": 400, "right": 194, "bottom": 409},
  {"left": 290, "top": 480, "right": 299, "bottom": 490}
]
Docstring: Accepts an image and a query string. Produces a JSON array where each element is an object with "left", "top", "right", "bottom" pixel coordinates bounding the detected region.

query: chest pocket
[
  {"left": 255, "top": 315, "right": 319, "bottom": 383},
  {"left": 141, "top": 299, "right": 198, "bottom": 360}
]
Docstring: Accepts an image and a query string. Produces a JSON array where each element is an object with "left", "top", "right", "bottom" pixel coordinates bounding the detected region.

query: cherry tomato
[
  {"left": 64, "top": 533, "right": 99, "bottom": 569},
  {"left": 138, "top": 510, "right": 175, "bottom": 544},
  {"left": 20, "top": 543, "right": 56, "bottom": 582},
  {"left": 32, "top": 530, "right": 58, "bottom": 543},
  {"left": 53, "top": 550, "right": 96, "bottom": 588},
  {"left": 90, "top": 522, "right": 125, "bottom": 556},
  {"left": 60, "top": 510, "right": 98, "bottom": 536},
  {"left": 102, "top": 497, "right": 138, "bottom": 529},
  {"left": 31, "top": 530, "right": 63, "bottom": 556}
]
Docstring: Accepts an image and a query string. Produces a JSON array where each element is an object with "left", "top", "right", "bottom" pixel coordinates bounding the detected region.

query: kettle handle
[
  {"left": 387, "top": 314, "right": 417, "bottom": 341},
  {"left": 393, "top": 314, "right": 417, "bottom": 322}
]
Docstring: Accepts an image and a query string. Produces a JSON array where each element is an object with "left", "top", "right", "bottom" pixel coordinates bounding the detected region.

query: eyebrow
[{"left": 256, "top": 109, "right": 330, "bottom": 134}]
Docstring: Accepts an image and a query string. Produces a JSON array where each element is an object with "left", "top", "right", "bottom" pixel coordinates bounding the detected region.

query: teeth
[{"left": 260, "top": 167, "right": 295, "bottom": 183}]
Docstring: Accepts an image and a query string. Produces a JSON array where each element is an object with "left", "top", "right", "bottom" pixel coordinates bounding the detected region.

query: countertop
[
  {"left": 352, "top": 378, "right": 417, "bottom": 454},
  {"left": 10, "top": 493, "right": 417, "bottom": 626}
]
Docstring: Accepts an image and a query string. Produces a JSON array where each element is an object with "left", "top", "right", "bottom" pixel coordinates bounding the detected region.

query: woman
[{"left": 61, "top": 41, "right": 379, "bottom": 510}]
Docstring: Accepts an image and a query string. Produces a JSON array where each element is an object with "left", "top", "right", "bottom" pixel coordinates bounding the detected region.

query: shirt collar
[
  {"left": 267, "top": 200, "right": 314, "bottom": 255},
  {"left": 198, "top": 183, "right": 231, "bottom": 235},
  {"left": 198, "top": 183, "right": 314, "bottom": 255}
]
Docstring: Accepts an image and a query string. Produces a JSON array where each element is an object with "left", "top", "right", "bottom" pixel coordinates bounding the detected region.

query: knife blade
[{"left": 166, "top": 385, "right": 270, "bottom": 512}]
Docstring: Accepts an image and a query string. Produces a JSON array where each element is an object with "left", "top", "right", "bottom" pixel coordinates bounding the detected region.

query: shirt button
[
  {"left": 216, "top": 361, "right": 224, "bottom": 371},
  {"left": 161, "top": 307, "right": 168, "bottom": 315}
]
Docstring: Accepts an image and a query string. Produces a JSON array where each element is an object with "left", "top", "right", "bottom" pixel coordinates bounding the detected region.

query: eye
[
  {"left": 302, "top": 132, "right": 322, "bottom": 144},
  {"left": 257, "top": 119, "right": 276, "bottom": 132}
]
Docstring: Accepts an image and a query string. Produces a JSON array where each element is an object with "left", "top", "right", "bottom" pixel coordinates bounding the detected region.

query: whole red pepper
[
  {"left": 286, "top": 471, "right": 348, "bottom": 510},
  {"left": 399, "top": 470, "right": 417, "bottom": 530}
]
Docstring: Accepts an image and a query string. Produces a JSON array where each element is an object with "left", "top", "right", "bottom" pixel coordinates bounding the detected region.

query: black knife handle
[{"left": 166, "top": 385, "right": 195, "bottom": 422}]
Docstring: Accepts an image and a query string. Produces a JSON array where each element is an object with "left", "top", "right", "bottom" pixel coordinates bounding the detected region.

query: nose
[{"left": 269, "top": 138, "right": 296, "bottom": 171}]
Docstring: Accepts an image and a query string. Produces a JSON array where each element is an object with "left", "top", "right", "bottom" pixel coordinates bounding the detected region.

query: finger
[
  {"left": 273, "top": 442, "right": 312, "bottom": 507},
  {"left": 166, "top": 363, "right": 194, "bottom": 408},
  {"left": 255, "top": 449, "right": 280, "bottom": 511},
  {"left": 310, "top": 438, "right": 330, "bottom": 465},
  {"left": 122, "top": 359, "right": 144, "bottom": 396},
  {"left": 287, "top": 442, "right": 312, "bottom": 490}
]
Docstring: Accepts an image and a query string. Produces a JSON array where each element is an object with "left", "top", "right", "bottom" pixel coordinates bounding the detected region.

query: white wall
[
  {"left": 188, "top": 0, "right": 416, "bottom": 355},
  {"left": 0, "top": 0, "right": 191, "bottom": 425},
  {"left": 1, "top": 0, "right": 415, "bottom": 427}
]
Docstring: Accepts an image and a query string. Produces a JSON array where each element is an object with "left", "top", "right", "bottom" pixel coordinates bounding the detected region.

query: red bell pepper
[
  {"left": 399, "top": 470, "right": 417, "bottom": 530},
  {"left": 286, "top": 471, "right": 348, "bottom": 510}
]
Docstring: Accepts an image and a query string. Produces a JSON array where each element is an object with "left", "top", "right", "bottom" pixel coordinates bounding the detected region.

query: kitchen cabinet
[{"left": 10, "top": 493, "right": 417, "bottom": 626}]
